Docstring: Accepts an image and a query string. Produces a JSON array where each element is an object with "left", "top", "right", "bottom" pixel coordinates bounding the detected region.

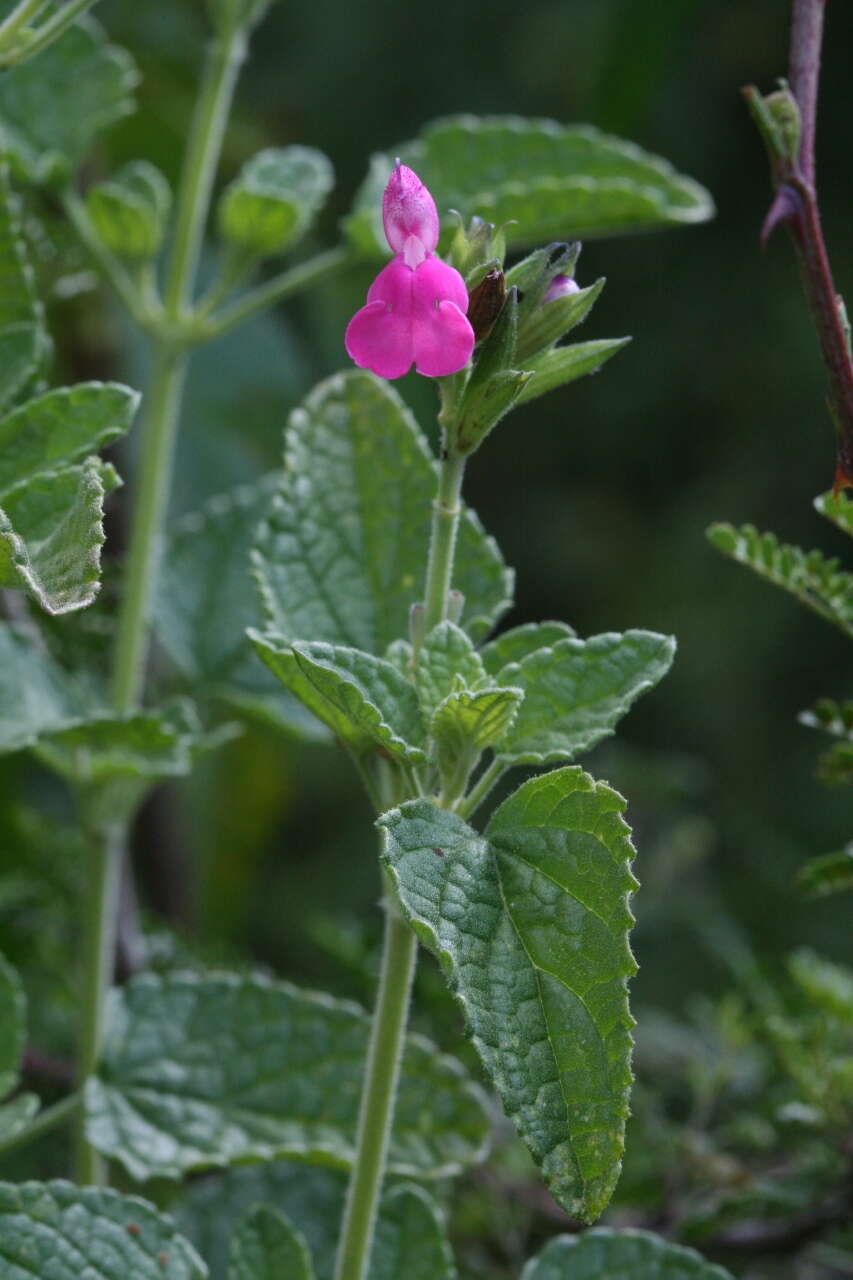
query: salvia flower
[
  {"left": 345, "top": 162, "right": 475, "bottom": 379},
  {"left": 543, "top": 273, "right": 580, "bottom": 304}
]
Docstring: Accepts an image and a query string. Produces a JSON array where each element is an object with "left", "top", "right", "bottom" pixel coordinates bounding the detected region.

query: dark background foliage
[{"left": 3, "top": 0, "right": 851, "bottom": 1271}]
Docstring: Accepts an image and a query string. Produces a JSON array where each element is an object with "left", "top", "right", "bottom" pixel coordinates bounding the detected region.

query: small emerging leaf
[
  {"left": 416, "top": 621, "right": 488, "bottom": 726},
  {"left": 218, "top": 147, "right": 334, "bottom": 257},
  {"left": 86, "top": 160, "right": 171, "bottom": 259}
]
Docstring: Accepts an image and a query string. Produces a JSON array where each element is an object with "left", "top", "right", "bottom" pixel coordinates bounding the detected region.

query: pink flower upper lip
[{"left": 345, "top": 162, "right": 475, "bottom": 380}]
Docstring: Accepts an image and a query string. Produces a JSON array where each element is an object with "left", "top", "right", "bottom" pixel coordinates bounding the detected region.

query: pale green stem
[
  {"left": 164, "top": 29, "right": 247, "bottom": 317},
  {"left": 421, "top": 447, "right": 467, "bottom": 636},
  {"left": 74, "top": 23, "right": 247, "bottom": 1187},
  {"left": 5, "top": 0, "right": 100, "bottom": 63},
  {"left": 0, "top": 1093, "right": 80, "bottom": 1158},
  {"left": 334, "top": 432, "right": 468, "bottom": 1280},
  {"left": 75, "top": 819, "right": 123, "bottom": 1184},
  {"left": 200, "top": 245, "right": 352, "bottom": 341},
  {"left": 0, "top": 0, "right": 44, "bottom": 50},
  {"left": 109, "top": 344, "right": 187, "bottom": 710},
  {"left": 333, "top": 906, "right": 418, "bottom": 1280},
  {"left": 456, "top": 755, "right": 506, "bottom": 820}
]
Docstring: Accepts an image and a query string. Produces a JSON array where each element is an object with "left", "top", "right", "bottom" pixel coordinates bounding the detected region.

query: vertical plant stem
[
  {"left": 75, "top": 819, "right": 123, "bottom": 1185},
  {"left": 74, "top": 23, "right": 247, "bottom": 1185},
  {"left": 422, "top": 446, "right": 467, "bottom": 634},
  {"left": 335, "top": 435, "right": 468, "bottom": 1279},
  {"left": 333, "top": 907, "right": 418, "bottom": 1280}
]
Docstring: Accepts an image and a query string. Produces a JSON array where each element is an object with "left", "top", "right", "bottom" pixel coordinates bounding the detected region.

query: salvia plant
[{"left": 5, "top": 0, "right": 826, "bottom": 1277}]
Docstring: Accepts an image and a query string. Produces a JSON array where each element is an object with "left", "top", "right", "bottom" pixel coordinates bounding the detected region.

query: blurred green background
[{"left": 3, "top": 0, "right": 853, "bottom": 1272}]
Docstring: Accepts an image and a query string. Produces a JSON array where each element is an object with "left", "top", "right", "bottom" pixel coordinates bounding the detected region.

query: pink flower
[
  {"left": 543, "top": 273, "right": 580, "bottom": 304},
  {"left": 345, "top": 162, "right": 475, "bottom": 379}
]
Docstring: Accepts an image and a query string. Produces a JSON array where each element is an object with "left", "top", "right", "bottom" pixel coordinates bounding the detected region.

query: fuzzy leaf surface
[
  {"left": 0, "top": 457, "right": 119, "bottom": 613},
  {"left": 0, "top": 19, "right": 138, "bottom": 184},
  {"left": 494, "top": 631, "right": 675, "bottom": 765},
  {"left": 251, "top": 634, "right": 425, "bottom": 762},
  {"left": 520, "top": 1228, "right": 734, "bottom": 1279},
  {"left": 381, "top": 767, "right": 638, "bottom": 1220},
  {"left": 0, "top": 1093, "right": 39, "bottom": 1143},
  {"left": 480, "top": 622, "right": 576, "bottom": 675},
  {"left": 416, "top": 621, "right": 489, "bottom": 726},
  {"left": 0, "top": 381, "right": 138, "bottom": 499},
  {"left": 432, "top": 687, "right": 523, "bottom": 773},
  {"left": 370, "top": 1185, "right": 456, "bottom": 1279},
  {"left": 347, "top": 115, "right": 714, "bottom": 254},
  {"left": 252, "top": 371, "right": 512, "bottom": 653},
  {"left": 0, "top": 1180, "right": 206, "bottom": 1280},
  {"left": 228, "top": 1206, "right": 313, "bottom": 1280},
  {"left": 708, "top": 522, "right": 853, "bottom": 639},
  {"left": 154, "top": 475, "right": 323, "bottom": 739},
  {"left": 87, "top": 971, "right": 490, "bottom": 1182}
]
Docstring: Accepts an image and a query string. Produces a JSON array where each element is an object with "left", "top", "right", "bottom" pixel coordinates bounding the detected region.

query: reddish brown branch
[{"left": 748, "top": 0, "right": 853, "bottom": 489}]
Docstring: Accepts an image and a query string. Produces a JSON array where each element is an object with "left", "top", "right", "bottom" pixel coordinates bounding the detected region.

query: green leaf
[
  {"left": 178, "top": 1163, "right": 344, "bottom": 1280},
  {"left": 370, "top": 1185, "right": 455, "bottom": 1280},
  {"left": 0, "top": 1092, "right": 39, "bottom": 1144},
  {"left": 797, "top": 847, "right": 853, "bottom": 898},
  {"left": 815, "top": 489, "right": 853, "bottom": 537},
  {"left": 515, "top": 339, "right": 630, "bottom": 406},
  {"left": 0, "top": 951, "right": 26, "bottom": 1097},
  {"left": 0, "top": 381, "right": 138, "bottom": 499},
  {"left": 228, "top": 1206, "right": 314, "bottom": 1280},
  {"left": 0, "top": 457, "right": 120, "bottom": 613},
  {"left": 493, "top": 630, "right": 675, "bottom": 766},
  {"left": 0, "top": 160, "right": 47, "bottom": 412},
  {"left": 86, "top": 159, "right": 171, "bottom": 258},
  {"left": 708, "top": 521, "right": 853, "bottom": 639},
  {"left": 432, "top": 686, "right": 523, "bottom": 783},
  {"left": 0, "top": 18, "right": 138, "bottom": 185},
  {"left": 416, "top": 621, "right": 489, "bottom": 726},
  {"left": 0, "top": 1180, "right": 207, "bottom": 1279},
  {"left": 218, "top": 147, "right": 334, "bottom": 257},
  {"left": 87, "top": 970, "right": 491, "bottom": 1182},
  {"left": 253, "top": 371, "right": 513, "bottom": 651},
  {"left": 789, "top": 948, "right": 853, "bottom": 1022},
  {"left": 520, "top": 1228, "right": 735, "bottom": 1279},
  {"left": 153, "top": 474, "right": 325, "bottom": 740},
  {"left": 381, "top": 767, "right": 638, "bottom": 1221},
  {"left": 250, "top": 635, "right": 426, "bottom": 762},
  {"left": 32, "top": 701, "right": 207, "bottom": 786},
  {"left": 480, "top": 621, "right": 575, "bottom": 675},
  {"left": 346, "top": 116, "right": 714, "bottom": 255},
  {"left": 0, "top": 621, "right": 87, "bottom": 754}
]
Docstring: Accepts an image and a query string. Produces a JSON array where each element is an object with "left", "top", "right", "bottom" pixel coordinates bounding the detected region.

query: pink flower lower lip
[{"left": 345, "top": 163, "right": 474, "bottom": 380}]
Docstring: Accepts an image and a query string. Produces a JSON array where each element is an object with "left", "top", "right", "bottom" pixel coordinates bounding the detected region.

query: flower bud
[
  {"left": 467, "top": 268, "right": 506, "bottom": 343},
  {"left": 543, "top": 274, "right": 580, "bottom": 304}
]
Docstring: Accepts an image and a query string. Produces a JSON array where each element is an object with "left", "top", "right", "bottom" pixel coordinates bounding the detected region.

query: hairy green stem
[
  {"left": 74, "top": 23, "right": 247, "bottom": 1187},
  {"left": 335, "top": 432, "right": 469, "bottom": 1280},
  {"left": 457, "top": 755, "right": 505, "bottom": 820},
  {"left": 333, "top": 906, "right": 418, "bottom": 1280},
  {"left": 200, "top": 245, "right": 352, "bottom": 340},
  {"left": 62, "top": 189, "right": 156, "bottom": 331},
  {"left": 75, "top": 820, "right": 123, "bottom": 1184},
  {"left": 3, "top": 0, "right": 101, "bottom": 64},
  {"left": 0, "top": 0, "right": 43, "bottom": 51},
  {"left": 165, "top": 29, "right": 247, "bottom": 317},
  {"left": 0, "top": 1093, "right": 81, "bottom": 1159},
  {"left": 422, "top": 446, "right": 467, "bottom": 636}
]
